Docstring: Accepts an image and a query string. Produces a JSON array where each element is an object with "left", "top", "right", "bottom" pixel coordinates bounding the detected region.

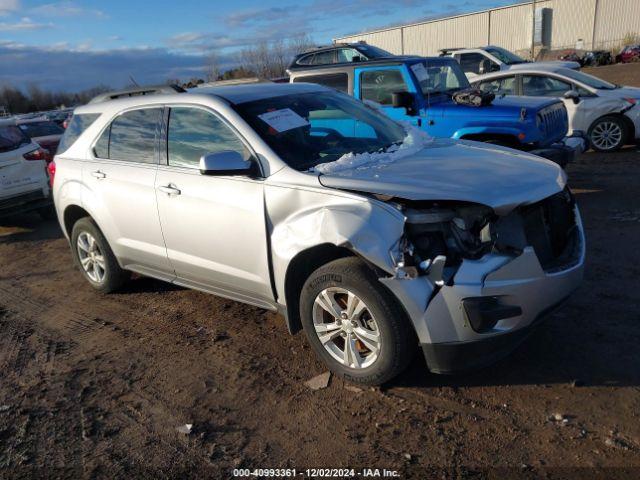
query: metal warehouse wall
[{"left": 335, "top": 0, "right": 640, "bottom": 57}]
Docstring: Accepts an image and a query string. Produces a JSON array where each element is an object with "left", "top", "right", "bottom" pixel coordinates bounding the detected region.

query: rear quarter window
[
  {"left": 57, "top": 113, "right": 101, "bottom": 154},
  {"left": 0, "top": 125, "right": 31, "bottom": 153}
]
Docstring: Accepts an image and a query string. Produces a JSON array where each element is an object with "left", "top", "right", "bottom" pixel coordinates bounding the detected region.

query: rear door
[
  {"left": 154, "top": 105, "right": 273, "bottom": 307},
  {"left": 0, "top": 123, "right": 49, "bottom": 200},
  {"left": 82, "top": 107, "right": 173, "bottom": 279}
]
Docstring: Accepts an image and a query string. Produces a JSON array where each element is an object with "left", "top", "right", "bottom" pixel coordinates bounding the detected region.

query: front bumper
[
  {"left": 0, "top": 189, "right": 52, "bottom": 218},
  {"left": 382, "top": 204, "right": 585, "bottom": 375},
  {"left": 531, "top": 132, "right": 585, "bottom": 168}
]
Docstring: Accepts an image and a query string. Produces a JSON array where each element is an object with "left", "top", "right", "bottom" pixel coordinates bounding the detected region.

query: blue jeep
[{"left": 289, "top": 56, "right": 578, "bottom": 166}]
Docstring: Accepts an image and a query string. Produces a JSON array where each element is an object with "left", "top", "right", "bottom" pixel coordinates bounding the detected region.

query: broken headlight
[{"left": 402, "top": 202, "right": 495, "bottom": 270}]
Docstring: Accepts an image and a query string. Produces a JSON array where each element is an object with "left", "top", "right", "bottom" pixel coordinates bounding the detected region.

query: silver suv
[{"left": 53, "top": 83, "right": 585, "bottom": 385}]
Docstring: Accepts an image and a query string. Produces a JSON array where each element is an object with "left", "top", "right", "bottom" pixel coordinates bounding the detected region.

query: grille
[
  {"left": 538, "top": 103, "right": 568, "bottom": 145},
  {"left": 520, "top": 189, "right": 579, "bottom": 272}
]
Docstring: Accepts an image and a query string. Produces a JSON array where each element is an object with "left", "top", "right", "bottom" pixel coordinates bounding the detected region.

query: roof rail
[{"left": 88, "top": 84, "right": 186, "bottom": 104}]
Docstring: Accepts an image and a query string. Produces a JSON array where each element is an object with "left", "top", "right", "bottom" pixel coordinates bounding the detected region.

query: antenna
[{"left": 129, "top": 75, "right": 140, "bottom": 87}]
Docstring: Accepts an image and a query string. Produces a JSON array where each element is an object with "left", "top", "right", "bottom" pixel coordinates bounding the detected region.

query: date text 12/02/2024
[{"left": 232, "top": 468, "right": 401, "bottom": 477}]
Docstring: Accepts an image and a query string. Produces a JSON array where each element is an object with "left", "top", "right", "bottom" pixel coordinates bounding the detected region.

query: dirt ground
[{"left": 1, "top": 65, "right": 640, "bottom": 479}]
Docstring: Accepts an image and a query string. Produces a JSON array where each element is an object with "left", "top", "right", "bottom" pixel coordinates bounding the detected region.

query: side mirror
[
  {"left": 563, "top": 90, "right": 581, "bottom": 104},
  {"left": 199, "top": 151, "right": 253, "bottom": 176},
  {"left": 391, "top": 91, "right": 416, "bottom": 114}
]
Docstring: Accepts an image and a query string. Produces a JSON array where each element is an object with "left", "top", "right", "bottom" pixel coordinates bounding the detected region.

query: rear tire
[
  {"left": 299, "top": 257, "right": 416, "bottom": 386},
  {"left": 588, "top": 116, "right": 626, "bottom": 152},
  {"left": 70, "top": 217, "right": 129, "bottom": 293}
]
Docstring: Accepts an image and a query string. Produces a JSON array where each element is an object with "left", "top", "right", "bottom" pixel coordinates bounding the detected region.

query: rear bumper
[{"left": 0, "top": 189, "right": 52, "bottom": 218}]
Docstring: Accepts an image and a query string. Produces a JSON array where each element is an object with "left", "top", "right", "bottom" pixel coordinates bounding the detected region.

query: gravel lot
[{"left": 1, "top": 64, "right": 639, "bottom": 479}]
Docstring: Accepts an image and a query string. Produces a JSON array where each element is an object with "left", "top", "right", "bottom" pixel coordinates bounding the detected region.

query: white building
[{"left": 334, "top": 0, "right": 640, "bottom": 58}]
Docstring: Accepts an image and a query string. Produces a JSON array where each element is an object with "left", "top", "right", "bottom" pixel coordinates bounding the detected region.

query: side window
[
  {"left": 360, "top": 69, "right": 407, "bottom": 106},
  {"left": 296, "top": 54, "right": 314, "bottom": 66},
  {"left": 337, "top": 48, "right": 364, "bottom": 63},
  {"left": 167, "top": 107, "right": 249, "bottom": 169},
  {"left": 479, "top": 76, "right": 516, "bottom": 95},
  {"left": 108, "top": 108, "right": 162, "bottom": 163},
  {"left": 522, "top": 75, "right": 571, "bottom": 97},
  {"left": 58, "top": 113, "right": 100, "bottom": 154},
  {"left": 456, "top": 53, "right": 486, "bottom": 74},
  {"left": 94, "top": 126, "right": 110, "bottom": 158},
  {"left": 310, "top": 50, "right": 335, "bottom": 66},
  {"left": 292, "top": 73, "right": 348, "bottom": 93}
]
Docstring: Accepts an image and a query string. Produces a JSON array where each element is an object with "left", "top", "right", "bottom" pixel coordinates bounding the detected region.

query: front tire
[
  {"left": 71, "top": 217, "right": 129, "bottom": 293},
  {"left": 588, "top": 116, "right": 626, "bottom": 152},
  {"left": 300, "top": 257, "right": 416, "bottom": 386}
]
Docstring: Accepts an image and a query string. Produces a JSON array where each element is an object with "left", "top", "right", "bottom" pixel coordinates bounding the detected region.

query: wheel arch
[
  {"left": 282, "top": 243, "right": 355, "bottom": 335},
  {"left": 63, "top": 204, "right": 92, "bottom": 238}
]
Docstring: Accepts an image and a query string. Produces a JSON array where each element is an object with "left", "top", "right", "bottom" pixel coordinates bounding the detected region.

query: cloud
[
  {"left": 0, "top": 0, "right": 19, "bottom": 16},
  {"left": 29, "top": 1, "right": 106, "bottom": 18},
  {"left": 0, "top": 42, "right": 235, "bottom": 91},
  {"left": 0, "top": 17, "right": 53, "bottom": 31}
]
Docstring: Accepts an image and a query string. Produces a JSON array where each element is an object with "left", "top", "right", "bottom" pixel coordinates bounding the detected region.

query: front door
[
  {"left": 154, "top": 105, "right": 273, "bottom": 307},
  {"left": 354, "top": 66, "right": 420, "bottom": 127}
]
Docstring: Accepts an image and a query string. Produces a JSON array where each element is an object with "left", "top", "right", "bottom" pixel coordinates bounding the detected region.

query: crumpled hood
[{"left": 318, "top": 138, "right": 566, "bottom": 215}]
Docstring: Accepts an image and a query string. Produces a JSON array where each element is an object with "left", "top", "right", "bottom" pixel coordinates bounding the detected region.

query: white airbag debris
[{"left": 313, "top": 124, "right": 433, "bottom": 174}]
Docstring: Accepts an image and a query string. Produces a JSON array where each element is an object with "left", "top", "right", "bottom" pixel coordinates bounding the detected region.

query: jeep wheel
[
  {"left": 71, "top": 217, "right": 129, "bottom": 293},
  {"left": 300, "top": 257, "right": 416, "bottom": 385},
  {"left": 588, "top": 116, "right": 626, "bottom": 152}
]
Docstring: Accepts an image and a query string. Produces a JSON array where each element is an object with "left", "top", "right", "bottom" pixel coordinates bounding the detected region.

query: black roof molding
[{"left": 88, "top": 84, "right": 186, "bottom": 104}]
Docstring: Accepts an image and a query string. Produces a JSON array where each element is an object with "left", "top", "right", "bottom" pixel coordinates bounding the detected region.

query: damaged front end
[{"left": 381, "top": 188, "right": 585, "bottom": 374}]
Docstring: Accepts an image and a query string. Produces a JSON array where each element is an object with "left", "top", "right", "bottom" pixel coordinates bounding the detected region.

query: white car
[
  {"left": 472, "top": 67, "right": 640, "bottom": 152},
  {"left": 441, "top": 46, "right": 580, "bottom": 80},
  {"left": 0, "top": 118, "right": 53, "bottom": 218}
]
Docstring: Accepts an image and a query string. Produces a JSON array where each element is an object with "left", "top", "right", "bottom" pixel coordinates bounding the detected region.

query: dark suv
[{"left": 287, "top": 42, "right": 396, "bottom": 72}]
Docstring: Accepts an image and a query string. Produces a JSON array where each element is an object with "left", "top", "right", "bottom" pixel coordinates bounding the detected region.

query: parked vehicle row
[
  {"left": 51, "top": 82, "right": 585, "bottom": 385},
  {"left": 472, "top": 66, "right": 640, "bottom": 151},
  {"left": 289, "top": 51, "right": 581, "bottom": 167}
]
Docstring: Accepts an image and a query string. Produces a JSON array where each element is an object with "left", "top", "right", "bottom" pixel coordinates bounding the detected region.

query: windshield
[
  {"left": 232, "top": 91, "right": 406, "bottom": 171},
  {"left": 357, "top": 45, "right": 392, "bottom": 58},
  {"left": 485, "top": 46, "right": 526, "bottom": 65},
  {"left": 411, "top": 59, "right": 470, "bottom": 96},
  {"left": 19, "top": 121, "right": 64, "bottom": 138},
  {"left": 559, "top": 69, "right": 617, "bottom": 90}
]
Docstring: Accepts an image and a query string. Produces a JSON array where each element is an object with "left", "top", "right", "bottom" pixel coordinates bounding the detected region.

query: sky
[{"left": 0, "top": 0, "right": 522, "bottom": 92}]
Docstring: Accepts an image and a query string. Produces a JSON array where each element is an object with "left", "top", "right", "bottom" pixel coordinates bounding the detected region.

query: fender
[
  {"left": 265, "top": 183, "right": 406, "bottom": 304},
  {"left": 453, "top": 126, "right": 526, "bottom": 142}
]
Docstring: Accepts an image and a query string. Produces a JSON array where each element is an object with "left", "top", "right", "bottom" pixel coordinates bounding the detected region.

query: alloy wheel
[
  {"left": 591, "top": 121, "right": 623, "bottom": 151},
  {"left": 312, "top": 287, "right": 381, "bottom": 369},
  {"left": 77, "top": 231, "right": 106, "bottom": 284}
]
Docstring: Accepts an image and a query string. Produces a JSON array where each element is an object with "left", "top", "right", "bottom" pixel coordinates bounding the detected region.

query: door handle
[
  {"left": 91, "top": 170, "right": 106, "bottom": 179},
  {"left": 157, "top": 184, "right": 181, "bottom": 196}
]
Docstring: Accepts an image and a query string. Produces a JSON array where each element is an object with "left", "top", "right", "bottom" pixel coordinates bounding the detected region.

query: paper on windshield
[
  {"left": 258, "top": 108, "right": 309, "bottom": 133},
  {"left": 410, "top": 63, "right": 429, "bottom": 82}
]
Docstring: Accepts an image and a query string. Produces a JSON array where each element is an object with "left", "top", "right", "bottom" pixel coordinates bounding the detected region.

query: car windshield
[
  {"left": 19, "top": 121, "right": 64, "bottom": 138},
  {"left": 0, "top": 125, "right": 31, "bottom": 153},
  {"left": 412, "top": 59, "right": 470, "bottom": 96},
  {"left": 485, "top": 47, "right": 527, "bottom": 65},
  {"left": 232, "top": 91, "right": 406, "bottom": 171},
  {"left": 559, "top": 69, "right": 617, "bottom": 90},
  {"left": 356, "top": 45, "right": 392, "bottom": 58}
]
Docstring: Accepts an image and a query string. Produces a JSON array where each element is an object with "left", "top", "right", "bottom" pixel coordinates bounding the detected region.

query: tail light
[
  {"left": 47, "top": 160, "right": 56, "bottom": 187},
  {"left": 23, "top": 148, "right": 49, "bottom": 161}
]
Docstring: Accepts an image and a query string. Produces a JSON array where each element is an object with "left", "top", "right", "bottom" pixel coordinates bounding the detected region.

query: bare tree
[
  {"left": 237, "top": 34, "right": 316, "bottom": 79},
  {"left": 206, "top": 52, "right": 222, "bottom": 82}
]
